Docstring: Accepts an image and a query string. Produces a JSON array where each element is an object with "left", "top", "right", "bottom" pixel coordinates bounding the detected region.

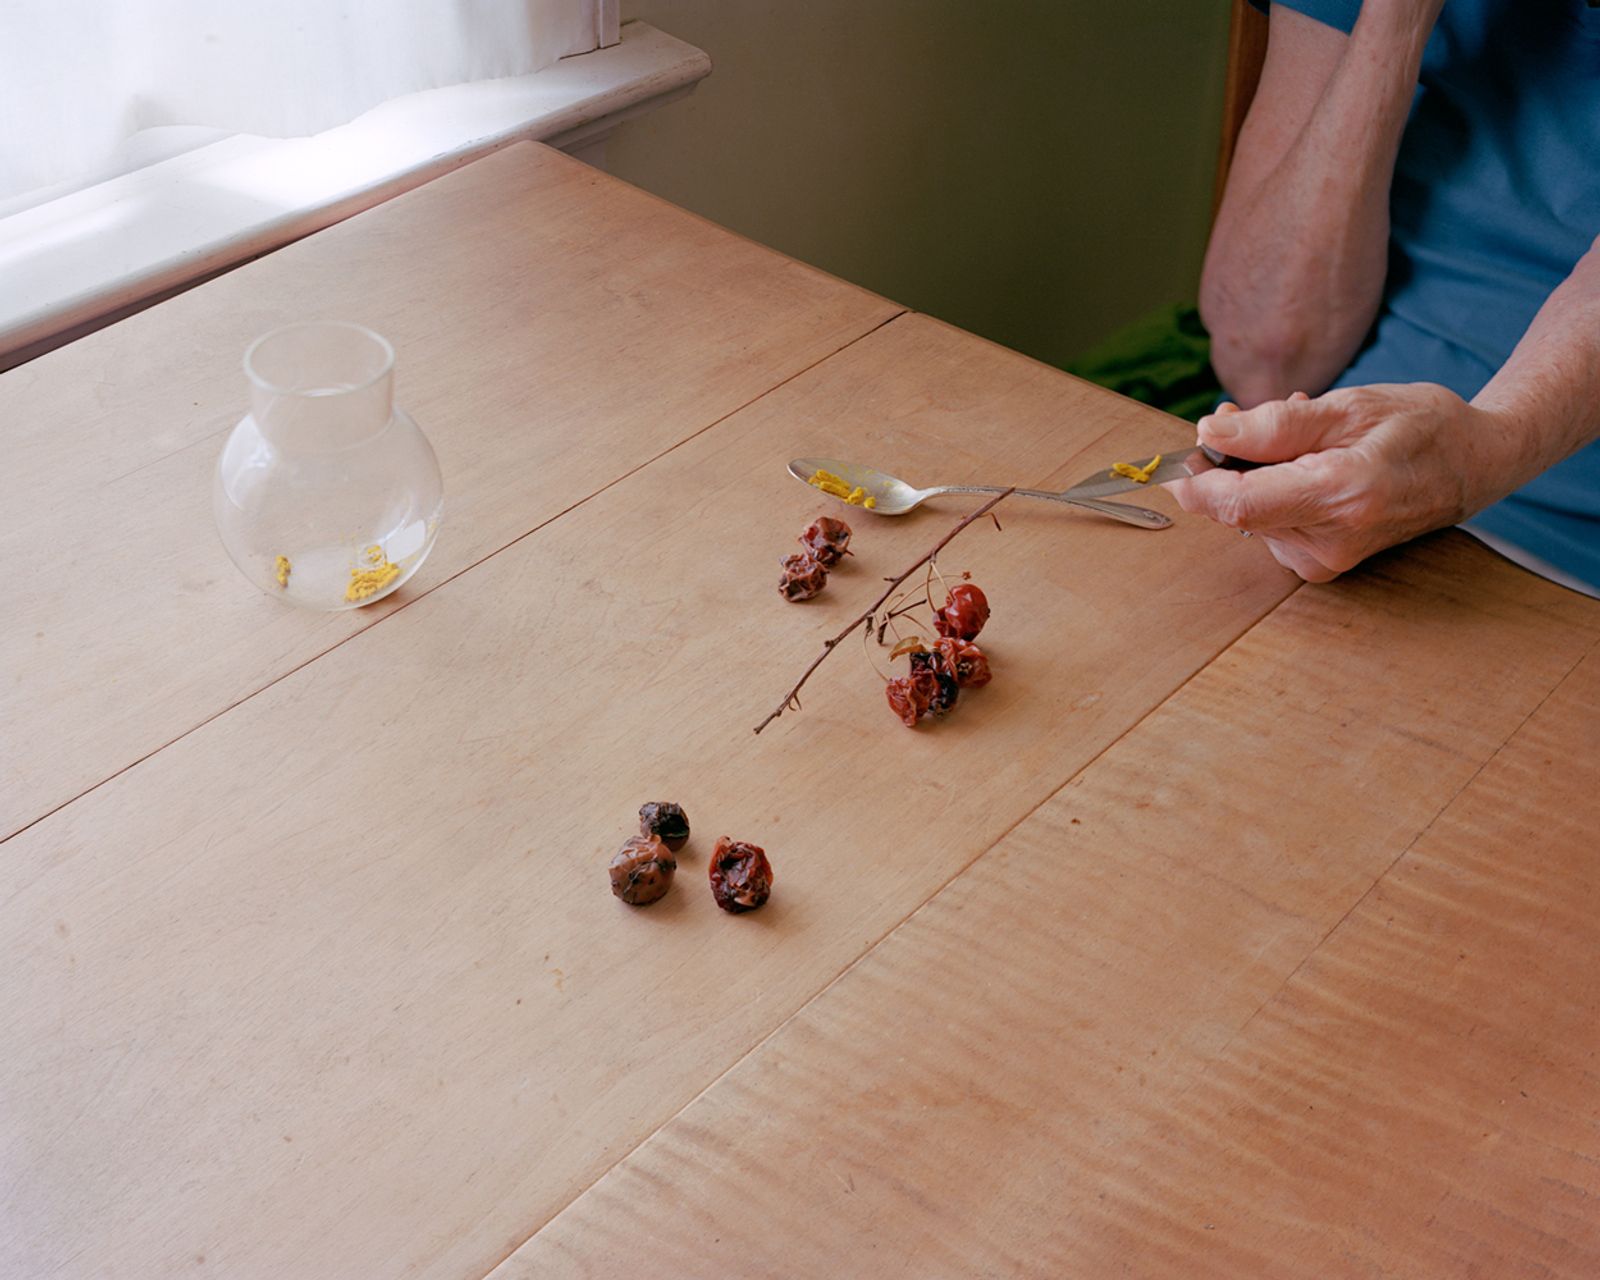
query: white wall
[{"left": 606, "top": 1, "right": 1230, "bottom": 368}]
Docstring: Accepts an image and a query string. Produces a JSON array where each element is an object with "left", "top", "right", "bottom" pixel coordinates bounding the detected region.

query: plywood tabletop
[
  {"left": 500, "top": 534, "right": 1600, "bottom": 1279},
  {"left": 1, "top": 312, "right": 1299, "bottom": 1279},
  {"left": 0, "top": 141, "right": 900, "bottom": 840}
]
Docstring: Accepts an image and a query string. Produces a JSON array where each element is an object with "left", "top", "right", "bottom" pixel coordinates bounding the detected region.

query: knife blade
[{"left": 1060, "top": 445, "right": 1259, "bottom": 500}]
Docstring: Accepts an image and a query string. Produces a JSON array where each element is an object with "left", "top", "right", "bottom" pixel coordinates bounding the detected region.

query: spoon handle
[
  {"left": 925, "top": 485, "right": 1171, "bottom": 530},
  {"left": 1053, "top": 495, "right": 1172, "bottom": 529}
]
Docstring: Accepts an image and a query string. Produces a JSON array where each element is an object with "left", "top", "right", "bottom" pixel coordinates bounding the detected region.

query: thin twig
[
  {"left": 753, "top": 489, "right": 1012, "bottom": 734},
  {"left": 875, "top": 599, "right": 925, "bottom": 644}
]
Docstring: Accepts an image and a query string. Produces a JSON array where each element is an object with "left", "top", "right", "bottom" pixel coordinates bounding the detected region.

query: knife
[{"left": 1060, "top": 445, "right": 1261, "bottom": 501}]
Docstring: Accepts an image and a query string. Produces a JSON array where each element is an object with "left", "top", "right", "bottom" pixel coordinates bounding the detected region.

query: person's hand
[{"left": 1169, "top": 383, "right": 1508, "bottom": 583}]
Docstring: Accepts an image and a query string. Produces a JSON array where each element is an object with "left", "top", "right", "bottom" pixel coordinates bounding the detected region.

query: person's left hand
[{"left": 1168, "top": 382, "right": 1507, "bottom": 582}]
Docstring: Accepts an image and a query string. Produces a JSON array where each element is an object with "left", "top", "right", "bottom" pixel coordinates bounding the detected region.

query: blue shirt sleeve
[{"left": 1247, "top": 0, "right": 1360, "bottom": 34}]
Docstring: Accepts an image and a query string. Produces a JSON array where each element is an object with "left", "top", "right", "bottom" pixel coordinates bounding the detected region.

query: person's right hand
[{"left": 1170, "top": 382, "right": 1505, "bottom": 583}]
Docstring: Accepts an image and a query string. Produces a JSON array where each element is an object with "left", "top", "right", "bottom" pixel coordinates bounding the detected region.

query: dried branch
[{"left": 753, "top": 489, "right": 1012, "bottom": 734}]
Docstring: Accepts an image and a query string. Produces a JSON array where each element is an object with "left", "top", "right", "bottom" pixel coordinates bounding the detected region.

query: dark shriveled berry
[
  {"left": 909, "top": 649, "right": 959, "bottom": 714},
  {"left": 709, "top": 837, "right": 773, "bottom": 913},
  {"left": 639, "top": 801, "right": 690, "bottom": 853}
]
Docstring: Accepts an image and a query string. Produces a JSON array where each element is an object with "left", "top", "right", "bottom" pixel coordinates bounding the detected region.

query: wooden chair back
[{"left": 1213, "top": 0, "right": 1270, "bottom": 214}]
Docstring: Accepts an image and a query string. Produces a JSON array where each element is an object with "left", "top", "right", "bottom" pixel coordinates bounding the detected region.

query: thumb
[{"left": 1197, "top": 393, "right": 1338, "bottom": 464}]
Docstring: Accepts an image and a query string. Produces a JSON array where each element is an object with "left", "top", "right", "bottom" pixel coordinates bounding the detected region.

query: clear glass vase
[{"left": 213, "top": 322, "right": 444, "bottom": 610}]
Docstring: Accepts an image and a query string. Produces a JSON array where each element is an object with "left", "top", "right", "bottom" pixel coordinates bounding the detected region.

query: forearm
[
  {"left": 1467, "top": 235, "right": 1600, "bottom": 509},
  {"left": 1203, "top": 4, "right": 1437, "bottom": 403}
]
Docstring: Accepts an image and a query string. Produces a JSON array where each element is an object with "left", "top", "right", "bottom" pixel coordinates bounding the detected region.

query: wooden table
[{"left": 4, "top": 143, "right": 1597, "bottom": 1279}]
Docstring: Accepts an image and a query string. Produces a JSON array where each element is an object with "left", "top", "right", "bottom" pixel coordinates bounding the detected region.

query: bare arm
[
  {"left": 1471, "top": 237, "right": 1600, "bottom": 495},
  {"left": 1201, "top": 1, "right": 1444, "bottom": 405},
  {"left": 1171, "top": 232, "right": 1600, "bottom": 583}
]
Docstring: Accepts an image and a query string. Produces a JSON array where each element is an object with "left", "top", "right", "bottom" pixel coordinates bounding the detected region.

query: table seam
[
  {"left": 485, "top": 571, "right": 1597, "bottom": 1279},
  {"left": 492, "top": 553, "right": 1593, "bottom": 1273},
  {"left": 1194, "top": 625, "right": 1600, "bottom": 1065},
  {"left": 0, "top": 307, "right": 909, "bottom": 850},
  {"left": 473, "top": 470, "right": 1309, "bottom": 1280}
]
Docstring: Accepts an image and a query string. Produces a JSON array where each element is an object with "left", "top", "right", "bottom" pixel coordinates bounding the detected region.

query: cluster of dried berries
[
  {"left": 709, "top": 837, "right": 774, "bottom": 913},
  {"left": 884, "top": 584, "right": 993, "bottom": 728},
  {"left": 609, "top": 803, "right": 773, "bottom": 913},
  {"left": 778, "top": 516, "right": 852, "bottom": 601}
]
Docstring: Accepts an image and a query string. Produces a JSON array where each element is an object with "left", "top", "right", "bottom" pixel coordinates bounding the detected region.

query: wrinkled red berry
[
  {"left": 609, "top": 835, "right": 676, "bottom": 906},
  {"left": 884, "top": 668, "right": 938, "bottom": 727},
  {"left": 933, "top": 636, "right": 992, "bottom": 689},
  {"left": 910, "top": 649, "right": 959, "bottom": 714},
  {"left": 709, "top": 837, "right": 773, "bottom": 913},
  {"left": 884, "top": 677, "right": 921, "bottom": 728},
  {"left": 799, "top": 516, "right": 852, "bottom": 568},
  {"left": 779, "top": 552, "right": 828, "bottom": 601},
  {"left": 933, "top": 583, "right": 989, "bottom": 641}
]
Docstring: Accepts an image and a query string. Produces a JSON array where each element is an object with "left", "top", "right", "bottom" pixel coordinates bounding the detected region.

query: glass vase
[{"left": 213, "top": 321, "right": 443, "bottom": 610}]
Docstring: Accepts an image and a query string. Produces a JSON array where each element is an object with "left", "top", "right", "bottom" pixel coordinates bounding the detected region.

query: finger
[
  {"left": 1288, "top": 390, "right": 1310, "bottom": 402},
  {"left": 1169, "top": 459, "right": 1333, "bottom": 532},
  {"left": 1197, "top": 397, "right": 1351, "bottom": 463},
  {"left": 1172, "top": 401, "right": 1241, "bottom": 509},
  {"left": 1264, "top": 536, "right": 1339, "bottom": 583}
]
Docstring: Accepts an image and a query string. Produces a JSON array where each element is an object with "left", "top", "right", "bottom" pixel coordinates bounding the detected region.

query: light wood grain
[
  {"left": 0, "top": 314, "right": 1295, "bottom": 1280},
  {"left": 1069, "top": 643, "right": 1600, "bottom": 1276},
  {"left": 498, "top": 534, "right": 1600, "bottom": 1279},
  {"left": 0, "top": 141, "right": 899, "bottom": 841}
]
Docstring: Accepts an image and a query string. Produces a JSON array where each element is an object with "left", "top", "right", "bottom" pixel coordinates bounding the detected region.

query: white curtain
[{"left": 0, "top": 0, "right": 597, "bottom": 207}]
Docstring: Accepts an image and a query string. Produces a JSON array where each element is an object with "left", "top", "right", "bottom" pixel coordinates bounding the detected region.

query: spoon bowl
[{"left": 787, "top": 457, "right": 1171, "bottom": 529}]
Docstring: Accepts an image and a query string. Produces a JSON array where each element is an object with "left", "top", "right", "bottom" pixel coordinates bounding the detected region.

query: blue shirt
[{"left": 1248, "top": 1, "right": 1600, "bottom": 591}]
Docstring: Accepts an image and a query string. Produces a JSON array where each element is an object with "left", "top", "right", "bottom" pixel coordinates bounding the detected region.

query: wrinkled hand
[{"left": 1169, "top": 382, "right": 1505, "bottom": 583}]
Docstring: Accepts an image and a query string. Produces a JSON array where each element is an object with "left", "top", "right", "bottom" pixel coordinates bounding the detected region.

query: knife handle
[{"left": 1198, "top": 444, "right": 1265, "bottom": 472}]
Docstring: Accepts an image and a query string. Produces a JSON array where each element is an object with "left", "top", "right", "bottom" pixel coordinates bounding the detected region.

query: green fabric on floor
[{"left": 1063, "top": 302, "right": 1220, "bottom": 424}]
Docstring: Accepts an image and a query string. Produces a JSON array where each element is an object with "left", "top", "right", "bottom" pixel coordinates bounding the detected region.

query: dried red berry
[
  {"left": 709, "top": 837, "right": 773, "bottom": 913},
  {"left": 933, "top": 636, "right": 992, "bottom": 689},
  {"left": 884, "top": 669, "right": 937, "bottom": 727},
  {"left": 609, "top": 834, "right": 676, "bottom": 906},
  {"left": 779, "top": 551, "right": 829, "bottom": 601},
  {"left": 933, "top": 583, "right": 990, "bottom": 641},
  {"left": 799, "top": 516, "right": 852, "bottom": 568},
  {"left": 909, "top": 649, "right": 959, "bottom": 714},
  {"left": 884, "top": 677, "right": 920, "bottom": 727}
]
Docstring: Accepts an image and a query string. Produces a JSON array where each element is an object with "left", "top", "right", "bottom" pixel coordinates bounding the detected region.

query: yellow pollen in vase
[
  {"left": 273, "top": 555, "right": 292, "bottom": 588},
  {"left": 346, "top": 547, "right": 401, "bottom": 603}
]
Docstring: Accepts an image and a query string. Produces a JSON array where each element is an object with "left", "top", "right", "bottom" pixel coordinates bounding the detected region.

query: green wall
[{"left": 607, "top": 1, "right": 1230, "bottom": 369}]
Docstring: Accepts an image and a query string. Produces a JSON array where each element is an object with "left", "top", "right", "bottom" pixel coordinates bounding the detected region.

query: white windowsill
[{"left": 0, "top": 21, "right": 709, "bottom": 370}]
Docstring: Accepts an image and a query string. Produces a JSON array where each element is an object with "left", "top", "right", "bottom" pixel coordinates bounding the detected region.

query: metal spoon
[{"left": 787, "top": 457, "right": 1172, "bottom": 529}]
